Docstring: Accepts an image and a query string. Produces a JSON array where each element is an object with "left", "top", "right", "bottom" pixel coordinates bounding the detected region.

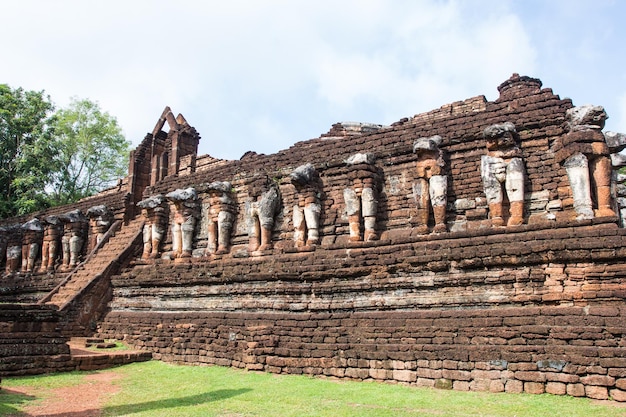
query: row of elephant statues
[
  {"left": 140, "top": 104, "right": 624, "bottom": 260},
  {"left": 1, "top": 206, "right": 114, "bottom": 274},
  {"left": 0, "top": 104, "right": 623, "bottom": 270}
]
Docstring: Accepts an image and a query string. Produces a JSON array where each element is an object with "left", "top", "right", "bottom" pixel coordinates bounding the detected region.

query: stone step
[
  {"left": 45, "top": 218, "right": 144, "bottom": 308},
  {"left": 83, "top": 338, "right": 117, "bottom": 349},
  {"left": 68, "top": 336, "right": 152, "bottom": 370},
  {"left": 89, "top": 342, "right": 117, "bottom": 349}
]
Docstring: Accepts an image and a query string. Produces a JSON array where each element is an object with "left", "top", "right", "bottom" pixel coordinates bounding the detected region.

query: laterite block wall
[
  {"left": 96, "top": 75, "right": 626, "bottom": 400},
  {"left": 0, "top": 304, "right": 72, "bottom": 376}
]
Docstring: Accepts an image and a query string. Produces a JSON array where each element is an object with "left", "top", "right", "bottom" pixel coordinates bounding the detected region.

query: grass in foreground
[
  {"left": 0, "top": 370, "right": 89, "bottom": 415},
  {"left": 2, "top": 361, "right": 626, "bottom": 417}
]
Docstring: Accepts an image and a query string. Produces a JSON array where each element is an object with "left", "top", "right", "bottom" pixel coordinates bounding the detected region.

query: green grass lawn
[{"left": 2, "top": 360, "right": 626, "bottom": 416}]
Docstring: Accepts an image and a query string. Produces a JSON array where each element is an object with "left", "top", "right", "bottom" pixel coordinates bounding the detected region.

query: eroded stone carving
[
  {"left": 558, "top": 105, "right": 615, "bottom": 220},
  {"left": 247, "top": 176, "right": 281, "bottom": 252},
  {"left": 4, "top": 225, "right": 22, "bottom": 274},
  {"left": 59, "top": 210, "right": 87, "bottom": 270},
  {"left": 86, "top": 205, "right": 114, "bottom": 251},
  {"left": 413, "top": 136, "right": 447, "bottom": 234},
  {"left": 481, "top": 122, "right": 526, "bottom": 227},
  {"left": 604, "top": 131, "right": 626, "bottom": 153},
  {"left": 166, "top": 188, "right": 198, "bottom": 258},
  {"left": 40, "top": 216, "right": 61, "bottom": 272},
  {"left": 343, "top": 153, "right": 380, "bottom": 241},
  {"left": 290, "top": 164, "right": 322, "bottom": 247},
  {"left": 205, "top": 182, "right": 236, "bottom": 255},
  {"left": 137, "top": 195, "right": 168, "bottom": 260},
  {"left": 21, "top": 218, "right": 43, "bottom": 273}
]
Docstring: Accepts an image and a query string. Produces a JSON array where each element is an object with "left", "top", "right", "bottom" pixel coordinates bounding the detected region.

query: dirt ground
[{"left": 5, "top": 370, "right": 121, "bottom": 417}]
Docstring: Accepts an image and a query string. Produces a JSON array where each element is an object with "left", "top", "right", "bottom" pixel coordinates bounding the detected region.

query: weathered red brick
[
  {"left": 524, "top": 382, "right": 545, "bottom": 394},
  {"left": 580, "top": 375, "right": 615, "bottom": 387},
  {"left": 585, "top": 385, "right": 609, "bottom": 400},
  {"left": 610, "top": 388, "right": 626, "bottom": 402}
]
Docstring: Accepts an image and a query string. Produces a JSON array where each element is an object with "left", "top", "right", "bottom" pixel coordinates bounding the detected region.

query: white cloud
[
  {"left": 1, "top": 0, "right": 623, "bottom": 161},
  {"left": 312, "top": 2, "right": 536, "bottom": 125}
]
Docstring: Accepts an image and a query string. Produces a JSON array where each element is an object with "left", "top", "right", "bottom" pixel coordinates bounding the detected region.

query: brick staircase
[{"left": 40, "top": 217, "right": 144, "bottom": 311}]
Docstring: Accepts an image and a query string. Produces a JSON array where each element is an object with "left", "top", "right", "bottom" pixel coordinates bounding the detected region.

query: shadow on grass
[
  {"left": 0, "top": 388, "right": 36, "bottom": 416},
  {"left": 6, "top": 388, "right": 252, "bottom": 417},
  {"left": 103, "top": 388, "right": 252, "bottom": 416}
]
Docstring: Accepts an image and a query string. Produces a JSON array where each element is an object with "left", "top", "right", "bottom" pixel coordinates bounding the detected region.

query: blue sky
[{"left": 1, "top": 0, "right": 624, "bottom": 160}]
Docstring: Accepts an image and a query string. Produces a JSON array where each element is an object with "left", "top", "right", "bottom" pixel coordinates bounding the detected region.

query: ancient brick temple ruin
[{"left": 2, "top": 74, "right": 626, "bottom": 400}]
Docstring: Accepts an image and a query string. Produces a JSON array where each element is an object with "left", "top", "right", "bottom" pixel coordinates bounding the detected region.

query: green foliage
[
  {"left": 0, "top": 84, "right": 58, "bottom": 217},
  {"left": 0, "top": 85, "right": 131, "bottom": 218},
  {"left": 49, "top": 98, "right": 131, "bottom": 205}
]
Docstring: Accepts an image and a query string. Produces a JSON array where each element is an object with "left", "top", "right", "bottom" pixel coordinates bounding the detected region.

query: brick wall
[
  {"left": 99, "top": 306, "right": 626, "bottom": 400},
  {"left": 0, "top": 273, "right": 67, "bottom": 303},
  {"left": 106, "top": 220, "right": 626, "bottom": 312},
  {"left": 0, "top": 304, "right": 73, "bottom": 376},
  {"left": 98, "top": 218, "right": 626, "bottom": 399}
]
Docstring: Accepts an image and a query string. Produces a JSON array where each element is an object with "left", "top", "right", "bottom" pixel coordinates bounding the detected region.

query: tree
[
  {"left": 49, "top": 98, "right": 131, "bottom": 205},
  {"left": 0, "top": 87, "right": 132, "bottom": 218},
  {"left": 0, "top": 84, "right": 59, "bottom": 217}
]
